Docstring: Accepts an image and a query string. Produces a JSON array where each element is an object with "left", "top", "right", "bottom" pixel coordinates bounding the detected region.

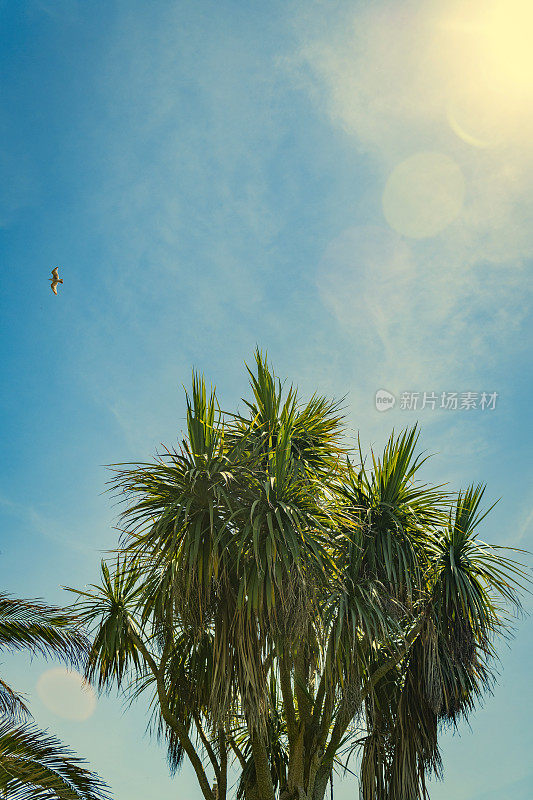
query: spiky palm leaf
[
  {"left": 0, "top": 595, "right": 88, "bottom": 668},
  {"left": 0, "top": 594, "right": 110, "bottom": 800},
  {"left": 0, "top": 720, "right": 110, "bottom": 800},
  {"left": 0, "top": 593, "right": 88, "bottom": 725},
  {"left": 67, "top": 354, "right": 528, "bottom": 800},
  {"left": 357, "top": 484, "right": 529, "bottom": 800}
]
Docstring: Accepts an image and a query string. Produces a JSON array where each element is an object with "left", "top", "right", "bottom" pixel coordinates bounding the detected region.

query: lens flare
[
  {"left": 483, "top": 0, "right": 533, "bottom": 86},
  {"left": 382, "top": 152, "right": 465, "bottom": 239},
  {"left": 36, "top": 668, "right": 96, "bottom": 722},
  {"left": 442, "top": 0, "right": 533, "bottom": 146}
]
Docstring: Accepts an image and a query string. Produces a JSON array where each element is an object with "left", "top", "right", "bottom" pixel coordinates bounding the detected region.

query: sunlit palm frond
[
  {"left": 0, "top": 594, "right": 88, "bottom": 669},
  {"left": 0, "top": 719, "right": 110, "bottom": 800},
  {"left": 65, "top": 354, "right": 530, "bottom": 800},
  {"left": 65, "top": 560, "right": 146, "bottom": 692},
  {"left": 340, "top": 428, "right": 448, "bottom": 603}
]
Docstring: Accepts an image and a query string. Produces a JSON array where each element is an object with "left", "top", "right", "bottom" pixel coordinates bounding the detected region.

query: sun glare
[
  {"left": 484, "top": 0, "right": 533, "bottom": 86},
  {"left": 442, "top": 0, "right": 533, "bottom": 146}
]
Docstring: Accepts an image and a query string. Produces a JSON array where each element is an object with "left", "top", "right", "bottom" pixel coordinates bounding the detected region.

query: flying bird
[{"left": 50, "top": 267, "right": 63, "bottom": 295}]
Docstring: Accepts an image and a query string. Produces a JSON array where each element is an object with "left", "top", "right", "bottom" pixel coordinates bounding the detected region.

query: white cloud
[
  {"left": 316, "top": 223, "right": 528, "bottom": 393},
  {"left": 293, "top": 0, "right": 532, "bottom": 394},
  {"left": 296, "top": 0, "right": 533, "bottom": 161}
]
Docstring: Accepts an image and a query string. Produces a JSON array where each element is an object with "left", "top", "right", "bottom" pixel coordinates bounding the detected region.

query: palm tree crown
[
  {"left": 69, "top": 352, "right": 528, "bottom": 800},
  {"left": 0, "top": 593, "right": 110, "bottom": 800}
]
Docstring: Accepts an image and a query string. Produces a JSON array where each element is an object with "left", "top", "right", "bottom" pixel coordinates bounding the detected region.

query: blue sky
[{"left": 1, "top": 1, "right": 532, "bottom": 798}]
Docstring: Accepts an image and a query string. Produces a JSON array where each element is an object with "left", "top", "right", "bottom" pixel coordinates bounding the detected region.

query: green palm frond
[
  {"left": 65, "top": 354, "right": 530, "bottom": 800},
  {"left": 0, "top": 592, "right": 90, "bottom": 748},
  {"left": 422, "top": 484, "right": 529, "bottom": 718},
  {"left": 0, "top": 719, "right": 110, "bottom": 800},
  {"left": 136, "top": 628, "right": 218, "bottom": 776},
  {"left": 0, "top": 677, "right": 29, "bottom": 720},
  {"left": 0, "top": 594, "right": 110, "bottom": 799},
  {"left": 340, "top": 428, "right": 448, "bottom": 602},
  {"left": 184, "top": 371, "right": 222, "bottom": 461},
  {"left": 65, "top": 560, "right": 146, "bottom": 692},
  {"left": 0, "top": 594, "right": 88, "bottom": 668}
]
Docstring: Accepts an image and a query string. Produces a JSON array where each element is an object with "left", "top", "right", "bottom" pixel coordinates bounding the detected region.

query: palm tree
[
  {"left": 0, "top": 594, "right": 110, "bottom": 799},
  {"left": 69, "top": 352, "right": 528, "bottom": 800}
]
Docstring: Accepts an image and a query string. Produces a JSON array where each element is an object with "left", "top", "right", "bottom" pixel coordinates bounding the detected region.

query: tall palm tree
[
  {"left": 0, "top": 593, "right": 110, "bottom": 800},
  {"left": 69, "top": 352, "right": 528, "bottom": 800}
]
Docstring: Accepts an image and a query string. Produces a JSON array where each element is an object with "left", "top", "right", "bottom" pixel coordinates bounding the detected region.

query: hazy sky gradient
[{"left": 1, "top": 1, "right": 532, "bottom": 798}]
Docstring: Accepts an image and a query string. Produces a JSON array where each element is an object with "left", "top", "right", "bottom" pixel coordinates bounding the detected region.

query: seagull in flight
[{"left": 50, "top": 267, "right": 63, "bottom": 295}]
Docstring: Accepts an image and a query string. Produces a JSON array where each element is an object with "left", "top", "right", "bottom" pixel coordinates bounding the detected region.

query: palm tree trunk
[{"left": 251, "top": 729, "right": 276, "bottom": 800}]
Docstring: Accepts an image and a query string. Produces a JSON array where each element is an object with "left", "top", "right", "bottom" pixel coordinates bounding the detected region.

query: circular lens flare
[
  {"left": 382, "top": 152, "right": 465, "bottom": 239},
  {"left": 36, "top": 668, "right": 96, "bottom": 722}
]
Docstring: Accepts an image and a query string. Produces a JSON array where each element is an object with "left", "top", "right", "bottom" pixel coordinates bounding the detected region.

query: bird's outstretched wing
[
  {"left": 51, "top": 267, "right": 60, "bottom": 280},
  {"left": 51, "top": 283, "right": 58, "bottom": 295}
]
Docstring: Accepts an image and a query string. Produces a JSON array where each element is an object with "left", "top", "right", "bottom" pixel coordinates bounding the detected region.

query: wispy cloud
[
  {"left": 67, "top": 2, "right": 294, "bottom": 448},
  {"left": 293, "top": 0, "right": 532, "bottom": 396},
  {"left": 0, "top": 492, "right": 93, "bottom": 555}
]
